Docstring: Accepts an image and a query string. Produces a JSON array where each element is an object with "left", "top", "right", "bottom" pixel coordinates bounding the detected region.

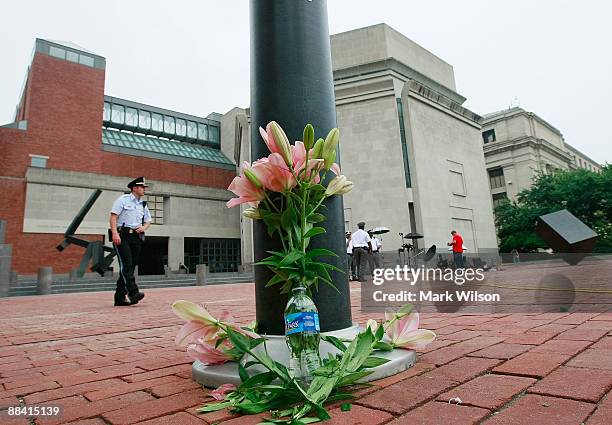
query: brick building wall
[{"left": 0, "top": 49, "right": 235, "bottom": 275}]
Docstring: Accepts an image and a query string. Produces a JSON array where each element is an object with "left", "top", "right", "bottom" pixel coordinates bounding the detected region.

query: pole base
[{"left": 192, "top": 325, "right": 416, "bottom": 388}]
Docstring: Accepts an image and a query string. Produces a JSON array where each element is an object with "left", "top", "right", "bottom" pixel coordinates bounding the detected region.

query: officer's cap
[
  {"left": 128, "top": 176, "right": 148, "bottom": 189},
  {"left": 357, "top": 221, "right": 366, "bottom": 227}
]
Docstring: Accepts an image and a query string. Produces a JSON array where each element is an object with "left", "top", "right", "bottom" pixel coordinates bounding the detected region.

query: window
[
  {"left": 198, "top": 123, "right": 208, "bottom": 141},
  {"left": 209, "top": 125, "right": 220, "bottom": 143},
  {"left": 49, "top": 46, "right": 66, "bottom": 59},
  {"left": 125, "top": 107, "right": 138, "bottom": 127},
  {"left": 29, "top": 154, "right": 49, "bottom": 168},
  {"left": 103, "top": 102, "right": 111, "bottom": 122},
  {"left": 151, "top": 113, "right": 163, "bottom": 132},
  {"left": 187, "top": 121, "right": 198, "bottom": 139},
  {"left": 79, "top": 55, "right": 94, "bottom": 67},
  {"left": 488, "top": 168, "right": 505, "bottom": 189},
  {"left": 111, "top": 104, "right": 125, "bottom": 125},
  {"left": 163, "top": 116, "right": 175, "bottom": 134},
  {"left": 482, "top": 129, "right": 496, "bottom": 144},
  {"left": 66, "top": 51, "right": 79, "bottom": 63},
  {"left": 138, "top": 110, "right": 151, "bottom": 129},
  {"left": 176, "top": 119, "right": 186, "bottom": 137},
  {"left": 144, "top": 195, "right": 165, "bottom": 225},
  {"left": 492, "top": 192, "right": 508, "bottom": 209}
]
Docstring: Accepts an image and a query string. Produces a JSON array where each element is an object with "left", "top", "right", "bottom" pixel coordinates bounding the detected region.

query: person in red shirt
[{"left": 447, "top": 230, "right": 465, "bottom": 269}]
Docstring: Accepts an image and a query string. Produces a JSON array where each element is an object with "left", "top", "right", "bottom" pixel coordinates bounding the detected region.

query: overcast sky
[{"left": 1, "top": 0, "right": 610, "bottom": 163}]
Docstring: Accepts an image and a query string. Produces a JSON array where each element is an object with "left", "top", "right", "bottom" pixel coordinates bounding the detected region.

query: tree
[{"left": 495, "top": 164, "right": 612, "bottom": 253}]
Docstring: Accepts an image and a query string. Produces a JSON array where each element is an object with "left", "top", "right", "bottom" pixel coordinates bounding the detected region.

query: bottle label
[{"left": 285, "top": 312, "right": 320, "bottom": 335}]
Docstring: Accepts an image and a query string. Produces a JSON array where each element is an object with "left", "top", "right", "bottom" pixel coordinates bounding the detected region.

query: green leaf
[
  {"left": 279, "top": 250, "right": 304, "bottom": 268},
  {"left": 281, "top": 202, "right": 297, "bottom": 229},
  {"left": 306, "top": 213, "right": 325, "bottom": 223},
  {"left": 375, "top": 324, "right": 385, "bottom": 341},
  {"left": 304, "top": 227, "right": 326, "bottom": 239},
  {"left": 320, "top": 335, "right": 347, "bottom": 352},
  {"left": 341, "top": 403, "right": 352, "bottom": 412},
  {"left": 337, "top": 370, "right": 373, "bottom": 387},
  {"left": 197, "top": 400, "right": 233, "bottom": 412},
  {"left": 238, "top": 362, "right": 250, "bottom": 382},
  {"left": 361, "top": 356, "right": 390, "bottom": 369},
  {"left": 305, "top": 248, "right": 338, "bottom": 260},
  {"left": 244, "top": 360, "right": 259, "bottom": 368},
  {"left": 372, "top": 341, "right": 394, "bottom": 351},
  {"left": 250, "top": 337, "right": 267, "bottom": 349},
  {"left": 239, "top": 371, "right": 277, "bottom": 390},
  {"left": 225, "top": 326, "right": 251, "bottom": 353}
]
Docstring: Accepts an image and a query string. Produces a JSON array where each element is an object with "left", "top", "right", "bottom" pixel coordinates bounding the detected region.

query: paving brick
[
  {"left": 356, "top": 369, "right": 457, "bottom": 414},
  {"left": 566, "top": 349, "right": 612, "bottom": 370},
  {"left": 586, "top": 389, "right": 612, "bottom": 424},
  {"left": 468, "top": 343, "right": 532, "bottom": 360},
  {"left": 24, "top": 379, "right": 125, "bottom": 404},
  {"left": 0, "top": 380, "right": 60, "bottom": 398},
  {"left": 435, "top": 357, "right": 502, "bottom": 382},
  {"left": 37, "top": 391, "right": 154, "bottom": 425},
  {"left": 323, "top": 404, "right": 394, "bottom": 425},
  {"left": 387, "top": 401, "right": 490, "bottom": 424},
  {"left": 186, "top": 406, "right": 239, "bottom": 424},
  {"left": 483, "top": 394, "right": 595, "bottom": 425},
  {"left": 528, "top": 366, "right": 612, "bottom": 402},
  {"left": 121, "top": 364, "right": 188, "bottom": 383},
  {"left": 504, "top": 332, "right": 557, "bottom": 345},
  {"left": 555, "top": 328, "right": 608, "bottom": 341},
  {"left": 530, "top": 338, "right": 592, "bottom": 356},
  {"left": 132, "top": 412, "right": 207, "bottom": 425},
  {"left": 493, "top": 352, "right": 570, "bottom": 378},
  {"left": 102, "top": 388, "right": 207, "bottom": 424},
  {"left": 438, "top": 374, "right": 536, "bottom": 410},
  {"left": 590, "top": 337, "right": 612, "bottom": 350},
  {"left": 84, "top": 375, "right": 183, "bottom": 401},
  {"left": 148, "top": 378, "right": 204, "bottom": 398},
  {"left": 420, "top": 336, "right": 505, "bottom": 366},
  {"left": 371, "top": 361, "right": 435, "bottom": 388}
]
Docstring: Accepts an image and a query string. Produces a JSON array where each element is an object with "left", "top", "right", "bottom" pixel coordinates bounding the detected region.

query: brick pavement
[{"left": 1, "top": 278, "right": 612, "bottom": 424}]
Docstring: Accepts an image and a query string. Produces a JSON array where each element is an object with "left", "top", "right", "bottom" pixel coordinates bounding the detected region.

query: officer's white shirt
[
  {"left": 371, "top": 237, "right": 382, "bottom": 252},
  {"left": 111, "top": 194, "right": 152, "bottom": 228},
  {"left": 346, "top": 238, "right": 353, "bottom": 254},
  {"left": 351, "top": 229, "right": 371, "bottom": 248}
]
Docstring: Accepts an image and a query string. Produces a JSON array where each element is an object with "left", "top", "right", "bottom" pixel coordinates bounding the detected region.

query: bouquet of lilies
[{"left": 226, "top": 121, "right": 352, "bottom": 294}]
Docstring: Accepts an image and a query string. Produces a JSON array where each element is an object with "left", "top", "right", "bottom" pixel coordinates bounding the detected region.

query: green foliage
[
  {"left": 495, "top": 165, "right": 612, "bottom": 252},
  {"left": 198, "top": 318, "right": 396, "bottom": 424}
]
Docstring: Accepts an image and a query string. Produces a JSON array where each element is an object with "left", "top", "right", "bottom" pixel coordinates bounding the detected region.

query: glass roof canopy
[
  {"left": 102, "top": 128, "right": 233, "bottom": 169},
  {"left": 103, "top": 96, "right": 221, "bottom": 148}
]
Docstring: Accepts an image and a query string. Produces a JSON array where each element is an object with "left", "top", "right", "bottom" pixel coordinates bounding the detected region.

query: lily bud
[
  {"left": 324, "top": 149, "right": 336, "bottom": 171},
  {"left": 325, "top": 175, "right": 353, "bottom": 196},
  {"left": 303, "top": 123, "right": 315, "bottom": 150},
  {"left": 311, "top": 138, "right": 324, "bottom": 159},
  {"left": 243, "top": 169, "right": 262, "bottom": 189},
  {"left": 243, "top": 207, "right": 260, "bottom": 220},
  {"left": 322, "top": 128, "right": 339, "bottom": 159},
  {"left": 268, "top": 121, "right": 293, "bottom": 167}
]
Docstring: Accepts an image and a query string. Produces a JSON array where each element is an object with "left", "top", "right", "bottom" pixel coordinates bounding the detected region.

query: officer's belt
[{"left": 117, "top": 227, "right": 138, "bottom": 234}]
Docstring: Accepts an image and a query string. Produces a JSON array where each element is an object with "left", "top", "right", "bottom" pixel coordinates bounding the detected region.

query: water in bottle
[{"left": 284, "top": 286, "right": 321, "bottom": 387}]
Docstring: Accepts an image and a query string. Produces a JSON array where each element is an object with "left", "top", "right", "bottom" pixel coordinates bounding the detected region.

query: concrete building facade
[
  {"left": 330, "top": 24, "right": 498, "bottom": 255},
  {"left": 481, "top": 107, "right": 602, "bottom": 208}
]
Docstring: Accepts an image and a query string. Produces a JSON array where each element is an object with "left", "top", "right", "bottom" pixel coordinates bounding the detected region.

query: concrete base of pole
[{"left": 192, "top": 325, "right": 416, "bottom": 388}]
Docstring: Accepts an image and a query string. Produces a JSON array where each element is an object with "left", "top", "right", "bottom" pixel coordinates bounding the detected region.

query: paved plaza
[{"left": 2, "top": 262, "right": 612, "bottom": 424}]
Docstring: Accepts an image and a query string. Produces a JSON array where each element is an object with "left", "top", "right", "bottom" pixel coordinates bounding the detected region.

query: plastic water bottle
[{"left": 284, "top": 286, "right": 321, "bottom": 387}]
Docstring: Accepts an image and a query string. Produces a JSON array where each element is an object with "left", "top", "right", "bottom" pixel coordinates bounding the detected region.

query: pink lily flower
[
  {"left": 211, "top": 383, "right": 237, "bottom": 401},
  {"left": 175, "top": 320, "right": 219, "bottom": 347},
  {"left": 384, "top": 310, "right": 436, "bottom": 350},
  {"left": 291, "top": 141, "right": 324, "bottom": 183},
  {"left": 257, "top": 153, "right": 297, "bottom": 192},
  {"left": 187, "top": 337, "right": 236, "bottom": 365},
  {"left": 259, "top": 122, "right": 293, "bottom": 167},
  {"left": 330, "top": 163, "right": 341, "bottom": 176},
  {"left": 226, "top": 162, "right": 266, "bottom": 208}
]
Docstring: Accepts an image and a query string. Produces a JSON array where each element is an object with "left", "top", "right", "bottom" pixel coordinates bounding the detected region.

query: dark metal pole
[{"left": 250, "top": 0, "right": 352, "bottom": 335}]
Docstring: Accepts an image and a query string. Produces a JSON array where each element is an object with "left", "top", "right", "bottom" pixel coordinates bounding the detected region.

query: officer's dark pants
[
  {"left": 353, "top": 247, "right": 368, "bottom": 281},
  {"left": 346, "top": 253, "right": 357, "bottom": 280},
  {"left": 114, "top": 233, "right": 142, "bottom": 299}
]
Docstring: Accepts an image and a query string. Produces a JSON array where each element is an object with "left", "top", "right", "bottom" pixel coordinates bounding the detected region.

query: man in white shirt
[
  {"left": 368, "top": 232, "right": 383, "bottom": 271},
  {"left": 351, "top": 222, "right": 372, "bottom": 282}
]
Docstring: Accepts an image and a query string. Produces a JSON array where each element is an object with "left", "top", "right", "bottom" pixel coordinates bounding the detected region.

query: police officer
[
  {"left": 109, "top": 177, "right": 152, "bottom": 306},
  {"left": 352, "top": 222, "right": 372, "bottom": 282}
]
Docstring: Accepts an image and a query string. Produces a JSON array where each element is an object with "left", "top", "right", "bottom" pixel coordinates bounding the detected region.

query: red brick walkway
[{"left": 1, "top": 281, "right": 612, "bottom": 424}]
